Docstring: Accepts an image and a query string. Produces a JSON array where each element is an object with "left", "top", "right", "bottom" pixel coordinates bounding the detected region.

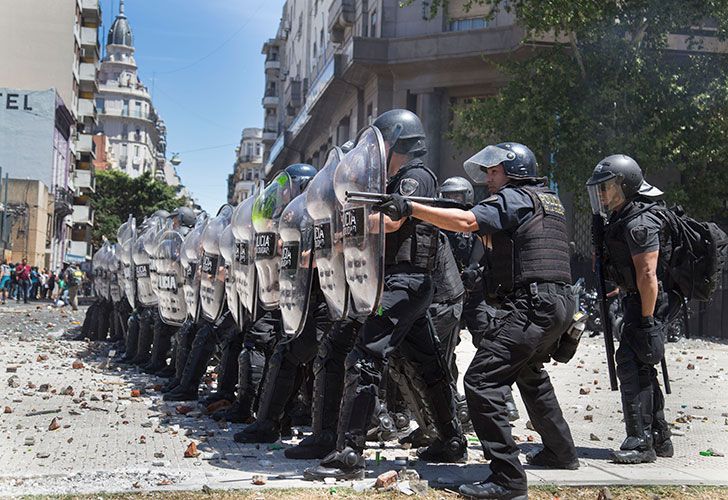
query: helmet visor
[
  {"left": 464, "top": 145, "right": 516, "bottom": 184},
  {"left": 587, "top": 177, "right": 626, "bottom": 218},
  {"left": 439, "top": 190, "right": 467, "bottom": 204}
]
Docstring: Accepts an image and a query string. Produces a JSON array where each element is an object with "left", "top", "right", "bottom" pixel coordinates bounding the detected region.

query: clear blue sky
[{"left": 102, "top": 0, "right": 285, "bottom": 213}]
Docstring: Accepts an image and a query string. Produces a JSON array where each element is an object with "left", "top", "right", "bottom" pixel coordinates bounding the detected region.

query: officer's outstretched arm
[{"left": 411, "top": 202, "right": 479, "bottom": 233}]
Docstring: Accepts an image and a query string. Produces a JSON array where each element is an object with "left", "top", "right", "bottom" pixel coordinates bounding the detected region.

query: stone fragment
[
  {"left": 597, "top": 486, "right": 613, "bottom": 500},
  {"left": 251, "top": 475, "right": 267, "bottom": 485},
  {"left": 579, "top": 387, "right": 591, "bottom": 395},
  {"left": 3, "top": 406, "right": 12, "bottom": 414},
  {"left": 584, "top": 414, "right": 594, "bottom": 422},
  {"left": 130, "top": 389, "right": 141, "bottom": 397},
  {"left": 7, "top": 375, "right": 20, "bottom": 388},
  {"left": 72, "top": 360, "right": 84, "bottom": 369},
  {"left": 37, "top": 355, "right": 48, "bottom": 362},
  {"left": 586, "top": 405, "right": 594, "bottom": 411},
  {"left": 176, "top": 404, "right": 193, "bottom": 415},
  {"left": 590, "top": 433, "right": 600, "bottom": 441},
  {"left": 184, "top": 441, "right": 200, "bottom": 458},
  {"left": 48, "top": 417, "right": 61, "bottom": 431},
  {"left": 375, "top": 470, "right": 398, "bottom": 488},
  {"left": 687, "top": 363, "right": 695, "bottom": 370},
  {"left": 61, "top": 386, "right": 74, "bottom": 396}
]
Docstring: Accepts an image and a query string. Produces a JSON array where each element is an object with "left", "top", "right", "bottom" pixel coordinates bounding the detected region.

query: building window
[
  {"left": 134, "top": 145, "right": 140, "bottom": 157},
  {"left": 449, "top": 17, "right": 487, "bottom": 31},
  {"left": 95, "top": 98, "right": 104, "bottom": 113},
  {"left": 370, "top": 10, "right": 378, "bottom": 37},
  {"left": 135, "top": 128, "right": 141, "bottom": 142},
  {"left": 122, "top": 124, "right": 129, "bottom": 140},
  {"left": 123, "top": 99, "right": 129, "bottom": 116}
]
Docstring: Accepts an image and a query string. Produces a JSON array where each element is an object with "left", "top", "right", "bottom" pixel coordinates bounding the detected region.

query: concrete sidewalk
[{"left": 1, "top": 302, "right": 727, "bottom": 495}]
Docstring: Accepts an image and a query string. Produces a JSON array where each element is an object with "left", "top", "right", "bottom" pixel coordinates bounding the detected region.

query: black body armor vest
[
  {"left": 485, "top": 185, "right": 572, "bottom": 296},
  {"left": 432, "top": 233, "right": 465, "bottom": 303},
  {"left": 384, "top": 162, "right": 440, "bottom": 272}
]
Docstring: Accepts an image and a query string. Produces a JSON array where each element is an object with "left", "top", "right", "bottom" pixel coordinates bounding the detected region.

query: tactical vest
[
  {"left": 385, "top": 162, "right": 440, "bottom": 272},
  {"left": 603, "top": 200, "right": 671, "bottom": 292},
  {"left": 486, "top": 185, "right": 571, "bottom": 296},
  {"left": 432, "top": 233, "right": 465, "bottom": 303}
]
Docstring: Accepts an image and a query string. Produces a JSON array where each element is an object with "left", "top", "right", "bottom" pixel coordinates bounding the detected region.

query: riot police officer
[
  {"left": 304, "top": 109, "right": 466, "bottom": 481},
  {"left": 586, "top": 154, "right": 673, "bottom": 464},
  {"left": 377, "top": 143, "right": 578, "bottom": 499}
]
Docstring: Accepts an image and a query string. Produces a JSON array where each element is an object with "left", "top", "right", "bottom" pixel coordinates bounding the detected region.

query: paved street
[{"left": 1, "top": 301, "right": 727, "bottom": 495}]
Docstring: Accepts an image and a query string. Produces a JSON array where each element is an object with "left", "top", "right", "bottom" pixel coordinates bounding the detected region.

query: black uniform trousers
[
  {"left": 338, "top": 272, "right": 450, "bottom": 450},
  {"left": 464, "top": 283, "right": 577, "bottom": 491},
  {"left": 616, "top": 290, "right": 670, "bottom": 436}
]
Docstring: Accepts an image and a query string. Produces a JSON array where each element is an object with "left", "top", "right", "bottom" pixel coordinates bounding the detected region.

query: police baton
[
  {"left": 346, "top": 191, "right": 470, "bottom": 210},
  {"left": 661, "top": 357, "right": 671, "bottom": 394},
  {"left": 592, "top": 214, "right": 619, "bottom": 391}
]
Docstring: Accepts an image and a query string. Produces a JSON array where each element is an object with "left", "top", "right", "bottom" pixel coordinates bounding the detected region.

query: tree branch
[{"left": 569, "top": 31, "right": 587, "bottom": 80}]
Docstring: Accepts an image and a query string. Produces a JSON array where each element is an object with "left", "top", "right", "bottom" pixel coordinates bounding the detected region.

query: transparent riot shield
[
  {"left": 252, "top": 172, "right": 295, "bottom": 310},
  {"left": 279, "top": 192, "right": 315, "bottom": 337},
  {"left": 181, "top": 213, "right": 208, "bottom": 322},
  {"left": 145, "top": 217, "right": 170, "bottom": 301},
  {"left": 333, "top": 126, "right": 386, "bottom": 316},
  {"left": 199, "top": 205, "right": 233, "bottom": 322},
  {"left": 231, "top": 195, "right": 257, "bottom": 323},
  {"left": 219, "top": 222, "right": 240, "bottom": 326},
  {"left": 306, "top": 147, "right": 349, "bottom": 320},
  {"left": 109, "top": 243, "right": 124, "bottom": 304},
  {"left": 133, "top": 221, "right": 159, "bottom": 307},
  {"left": 117, "top": 216, "right": 137, "bottom": 308},
  {"left": 156, "top": 228, "right": 188, "bottom": 326}
]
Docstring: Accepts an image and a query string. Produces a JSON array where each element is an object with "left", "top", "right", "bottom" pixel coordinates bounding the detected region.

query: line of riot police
[{"left": 77, "top": 107, "right": 703, "bottom": 500}]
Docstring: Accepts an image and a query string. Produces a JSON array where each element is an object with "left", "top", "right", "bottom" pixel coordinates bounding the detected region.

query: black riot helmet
[
  {"left": 170, "top": 206, "right": 196, "bottom": 228},
  {"left": 586, "top": 154, "right": 663, "bottom": 218},
  {"left": 284, "top": 163, "right": 318, "bottom": 194},
  {"left": 463, "top": 142, "right": 538, "bottom": 184},
  {"left": 372, "top": 109, "right": 427, "bottom": 158},
  {"left": 439, "top": 176, "right": 474, "bottom": 205}
]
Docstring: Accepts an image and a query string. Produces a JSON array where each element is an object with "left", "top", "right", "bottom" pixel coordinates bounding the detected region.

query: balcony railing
[
  {"left": 74, "top": 169, "right": 96, "bottom": 193},
  {"left": 54, "top": 188, "right": 74, "bottom": 217},
  {"left": 72, "top": 204, "right": 94, "bottom": 225}
]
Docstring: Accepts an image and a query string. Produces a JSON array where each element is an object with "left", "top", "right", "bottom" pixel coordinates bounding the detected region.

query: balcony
[
  {"left": 262, "top": 130, "right": 277, "bottom": 142},
  {"left": 328, "top": 0, "right": 355, "bottom": 42},
  {"left": 74, "top": 169, "right": 95, "bottom": 193},
  {"left": 79, "top": 62, "right": 97, "bottom": 83},
  {"left": 80, "top": 0, "right": 101, "bottom": 21},
  {"left": 75, "top": 133, "right": 96, "bottom": 156},
  {"left": 262, "top": 95, "right": 280, "bottom": 108},
  {"left": 72, "top": 205, "right": 94, "bottom": 225},
  {"left": 265, "top": 59, "right": 281, "bottom": 72},
  {"left": 54, "top": 188, "right": 74, "bottom": 218},
  {"left": 77, "top": 97, "right": 96, "bottom": 122},
  {"left": 80, "top": 26, "right": 98, "bottom": 51},
  {"left": 67, "top": 240, "right": 92, "bottom": 261}
]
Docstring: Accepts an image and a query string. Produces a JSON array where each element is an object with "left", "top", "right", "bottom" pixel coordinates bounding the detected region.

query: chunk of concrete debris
[
  {"left": 4, "top": 406, "right": 12, "bottom": 414},
  {"left": 375, "top": 470, "right": 398, "bottom": 489},
  {"left": 251, "top": 475, "right": 267, "bottom": 485},
  {"left": 579, "top": 387, "right": 591, "bottom": 395},
  {"left": 184, "top": 441, "right": 200, "bottom": 458},
  {"left": 7, "top": 375, "right": 20, "bottom": 388},
  {"left": 590, "top": 433, "right": 600, "bottom": 441},
  {"left": 71, "top": 360, "right": 84, "bottom": 369},
  {"left": 48, "top": 417, "right": 61, "bottom": 431}
]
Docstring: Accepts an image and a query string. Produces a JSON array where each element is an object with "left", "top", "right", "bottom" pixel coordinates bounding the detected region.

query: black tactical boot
[
  {"left": 285, "top": 430, "right": 337, "bottom": 460},
  {"left": 611, "top": 403, "right": 656, "bottom": 464},
  {"left": 233, "top": 419, "right": 280, "bottom": 443},
  {"left": 163, "top": 323, "right": 216, "bottom": 402},
  {"left": 120, "top": 311, "right": 140, "bottom": 362},
  {"left": 653, "top": 424, "right": 674, "bottom": 458},
  {"left": 505, "top": 391, "right": 520, "bottom": 422},
  {"left": 416, "top": 433, "right": 467, "bottom": 463},
  {"left": 366, "top": 402, "right": 398, "bottom": 441},
  {"left": 526, "top": 447, "right": 579, "bottom": 470},
  {"left": 131, "top": 314, "right": 154, "bottom": 366},
  {"left": 459, "top": 479, "right": 528, "bottom": 500},
  {"left": 399, "top": 426, "right": 435, "bottom": 448},
  {"left": 303, "top": 447, "right": 365, "bottom": 481}
]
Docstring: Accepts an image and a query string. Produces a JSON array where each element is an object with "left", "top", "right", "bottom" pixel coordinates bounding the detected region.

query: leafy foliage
[
  {"left": 406, "top": 0, "right": 728, "bottom": 219},
  {"left": 90, "top": 170, "right": 185, "bottom": 249}
]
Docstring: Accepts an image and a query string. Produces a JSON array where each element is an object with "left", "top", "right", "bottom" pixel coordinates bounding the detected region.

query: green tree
[
  {"left": 90, "top": 170, "right": 185, "bottom": 249},
  {"left": 407, "top": 0, "right": 728, "bottom": 219}
]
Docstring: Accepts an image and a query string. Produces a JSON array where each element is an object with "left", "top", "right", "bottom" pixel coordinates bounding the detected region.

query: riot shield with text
[
  {"left": 156, "top": 228, "right": 188, "bottom": 326},
  {"left": 306, "top": 147, "right": 349, "bottom": 320},
  {"left": 117, "top": 216, "right": 137, "bottom": 308},
  {"left": 279, "top": 192, "right": 315, "bottom": 336},
  {"left": 180, "top": 214, "right": 208, "bottom": 322},
  {"left": 252, "top": 172, "right": 295, "bottom": 310},
  {"left": 109, "top": 243, "right": 125, "bottom": 304},
  {"left": 231, "top": 196, "right": 258, "bottom": 323},
  {"left": 145, "top": 217, "right": 171, "bottom": 300},
  {"left": 199, "top": 205, "right": 233, "bottom": 322},
  {"left": 92, "top": 245, "right": 108, "bottom": 300},
  {"left": 219, "top": 222, "right": 240, "bottom": 325},
  {"left": 333, "top": 126, "right": 386, "bottom": 316}
]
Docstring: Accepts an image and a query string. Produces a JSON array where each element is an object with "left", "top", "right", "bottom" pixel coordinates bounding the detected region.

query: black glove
[
  {"left": 373, "top": 194, "right": 412, "bottom": 221},
  {"left": 461, "top": 266, "right": 482, "bottom": 291}
]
